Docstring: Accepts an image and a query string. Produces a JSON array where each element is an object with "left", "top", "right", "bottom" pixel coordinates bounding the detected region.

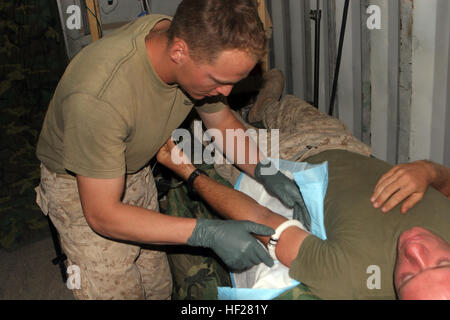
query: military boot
[{"left": 248, "top": 69, "right": 285, "bottom": 123}]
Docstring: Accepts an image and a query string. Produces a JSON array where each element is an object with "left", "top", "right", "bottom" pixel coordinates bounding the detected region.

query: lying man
[
  {"left": 157, "top": 70, "right": 450, "bottom": 299},
  {"left": 158, "top": 139, "right": 450, "bottom": 299}
]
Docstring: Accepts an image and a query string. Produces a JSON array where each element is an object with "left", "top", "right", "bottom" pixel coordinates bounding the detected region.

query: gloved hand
[
  {"left": 187, "top": 219, "right": 275, "bottom": 271},
  {"left": 255, "top": 160, "right": 311, "bottom": 231}
]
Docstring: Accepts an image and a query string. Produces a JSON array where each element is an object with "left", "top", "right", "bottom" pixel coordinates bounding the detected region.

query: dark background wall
[{"left": 0, "top": 1, "right": 68, "bottom": 251}]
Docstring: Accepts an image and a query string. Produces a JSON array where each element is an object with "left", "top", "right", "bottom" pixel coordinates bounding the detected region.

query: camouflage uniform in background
[
  {"left": 214, "top": 95, "right": 372, "bottom": 186},
  {"left": 164, "top": 164, "right": 233, "bottom": 300},
  {"left": 0, "top": 1, "right": 68, "bottom": 251}
]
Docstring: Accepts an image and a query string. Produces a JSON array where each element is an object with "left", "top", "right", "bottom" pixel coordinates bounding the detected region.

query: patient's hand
[
  {"left": 157, "top": 138, "right": 195, "bottom": 180},
  {"left": 371, "top": 161, "right": 435, "bottom": 214}
]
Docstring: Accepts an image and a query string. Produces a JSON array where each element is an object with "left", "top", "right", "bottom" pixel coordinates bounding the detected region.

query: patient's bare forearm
[{"left": 193, "top": 174, "right": 308, "bottom": 267}]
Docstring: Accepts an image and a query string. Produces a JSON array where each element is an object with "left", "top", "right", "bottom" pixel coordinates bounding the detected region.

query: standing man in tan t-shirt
[{"left": 35, "top": 0, "right": 309, "bottom": 300}]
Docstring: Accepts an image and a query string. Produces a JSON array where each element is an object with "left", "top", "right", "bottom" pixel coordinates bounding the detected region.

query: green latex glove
[
  {"left": 255, "top": 160, "right": 312, "bottom": 231},
  {"left": 187, "top": 219, "right": 275, "bottom": 271}
]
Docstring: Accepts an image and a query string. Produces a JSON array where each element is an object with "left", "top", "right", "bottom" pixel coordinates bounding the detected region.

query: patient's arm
[
  {"left": 157, "top": 138, "right": 309, "bottom": 267},
  {"left": 192, "top": 168, "right": 310, "bottom": 267},
  {"left": 371, "top": 160, "right": 450, "bottom": 214}
]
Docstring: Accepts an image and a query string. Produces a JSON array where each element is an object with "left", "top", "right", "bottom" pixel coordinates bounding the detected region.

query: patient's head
[{"left": 394, "top": 227, "right": 450, "bottom": 300}]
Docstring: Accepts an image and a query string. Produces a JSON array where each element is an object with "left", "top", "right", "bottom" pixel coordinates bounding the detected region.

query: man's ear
[{"left": 168, "top": 38, "right": 189, "bottom": 65}]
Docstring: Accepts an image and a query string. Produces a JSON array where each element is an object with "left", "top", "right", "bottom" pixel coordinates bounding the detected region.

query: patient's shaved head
[{"left": 394, "top": 227, "right": 450, "bottom": 300}]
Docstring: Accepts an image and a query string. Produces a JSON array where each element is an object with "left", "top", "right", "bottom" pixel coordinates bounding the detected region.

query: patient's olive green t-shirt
[
  {"left": 289, "top": 150, "right": 450, "bottom": 300},
  {"left": 36, "top": 15, "right": 225, "bottom": 179}
]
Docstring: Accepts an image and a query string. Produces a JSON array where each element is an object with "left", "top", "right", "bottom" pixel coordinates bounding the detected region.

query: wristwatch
[{"left": 187, "top": 168, "right": 208, "bottom": 197}]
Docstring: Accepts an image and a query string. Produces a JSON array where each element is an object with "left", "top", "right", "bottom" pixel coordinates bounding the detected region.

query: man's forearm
[
  {"left": 90, "top": 203, "right": 197, "bottom": 245},
  {"left": 192, "top": 173, "right": 308, "bottom": 267},
  {"left": 215, "top": 119, "right": 262, "bottom": 177},
  {"left": 200, "top": 107, "right": 264, "bottom": 177},
  {"left": 77, "top": 174, "right": 197, "bottom": 245},
  {"left": 157, "top": 138, "right": 308, "bottom": 266},
  {"left": 165, "top": 160, "right": 273, "bottom": 224}
]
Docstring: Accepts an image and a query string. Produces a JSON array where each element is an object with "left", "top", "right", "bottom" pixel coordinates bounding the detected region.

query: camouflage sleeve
[{"left": 164, "top": 164, "right": 232, "bottom": 300}]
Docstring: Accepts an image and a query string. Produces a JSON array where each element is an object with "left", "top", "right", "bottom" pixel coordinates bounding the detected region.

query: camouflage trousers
[
  {"left": 164, "top": 164, "right": 233, "bottom": 300},
  {"left": 35, "top": 164, "right": 172, "bottom": 300}
]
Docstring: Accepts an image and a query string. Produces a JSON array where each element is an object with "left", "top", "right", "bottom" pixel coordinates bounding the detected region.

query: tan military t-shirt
[
  {"left": 289, "top": 150, "right": 450, "bottom": 299},
  {"left": 36, "top": 15, "right": 225, "bottom": 179}
]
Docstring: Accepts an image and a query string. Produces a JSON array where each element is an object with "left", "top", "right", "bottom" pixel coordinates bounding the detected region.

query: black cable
[
  {"left": 84, "top": 0, "right": 103, "bottom": 38},
  {"left": 47, "top": 216, "right": 67, "bottom": 284},
  {"left": 329, "top": 0, "right": 349, "bottom": 116},
  {"left": 312, "top": 0, "right": 322, "bottom": 109},
  {"left": 142, "top": 0, "right": 150, "bottom": 12}
]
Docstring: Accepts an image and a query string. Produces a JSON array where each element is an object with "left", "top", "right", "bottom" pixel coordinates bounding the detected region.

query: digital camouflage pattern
[
  {"left": 164, "top": 164, "right": 320, "bottom": 300},
  {"left": 0, "top": 1, "right": 68, "bottom": 251},
  {"left": 164, "top": 164, "right": 233, "bottom": 300},
  {"left": 274, "top": 283, "right": 321, "bottom": 300}
]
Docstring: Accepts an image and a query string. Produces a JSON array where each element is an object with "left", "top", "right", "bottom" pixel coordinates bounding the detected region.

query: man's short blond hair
[{"left": 168, "top": 0, "right": 267, "bottom": 64}]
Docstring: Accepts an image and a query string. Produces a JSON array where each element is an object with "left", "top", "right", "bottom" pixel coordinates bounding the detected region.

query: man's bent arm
[
  {"left": 157, "top": 139, "right": 308, "bottom": 267},
  {"left": 199, "top": 107, "right": 312, "bottom": 232},
  {"left": 77, "top": 175, "right": 196, "bottom": 245},
  {"left": 198, "top": 107, "right": 263, "bottom": 177},
  {"left": 193, "top": 173, "right": 309, "bottom": 267}
]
